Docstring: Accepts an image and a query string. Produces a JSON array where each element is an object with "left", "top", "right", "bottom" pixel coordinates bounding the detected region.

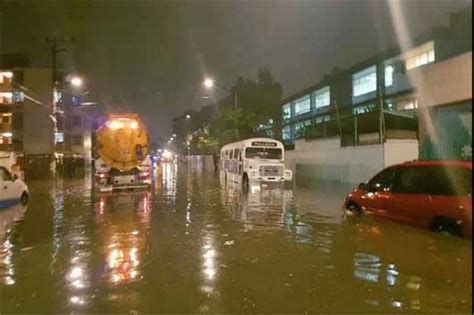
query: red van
[{"left": 344, "top": 160, "right": 472, "bottom": 238}]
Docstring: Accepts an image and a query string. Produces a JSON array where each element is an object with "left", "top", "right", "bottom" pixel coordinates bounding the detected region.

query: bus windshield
[{"left": 245, "top": 148, "right": 282, "bottom": 160}]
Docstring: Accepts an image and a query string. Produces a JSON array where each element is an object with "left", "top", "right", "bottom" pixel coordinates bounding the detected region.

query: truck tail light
[
  {"left": 96, "top": 172, "right": 108, "bottom": 179},
  {"left": 138, "top": 171, "right": 150, "bottom": 179}
]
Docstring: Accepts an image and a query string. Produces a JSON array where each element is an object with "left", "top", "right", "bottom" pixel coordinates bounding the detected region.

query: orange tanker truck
[{"left": 94, "top": 113, "right": 152, "bottom": 192}]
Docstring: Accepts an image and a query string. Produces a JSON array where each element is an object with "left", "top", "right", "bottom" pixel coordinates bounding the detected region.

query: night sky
[{"left": 0, "top": 0, "right": 471, "bottom": 139}]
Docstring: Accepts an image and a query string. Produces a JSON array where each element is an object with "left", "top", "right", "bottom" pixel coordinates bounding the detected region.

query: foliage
[{"left": 172, "top": 68, "right": 283, "bottom": 155}]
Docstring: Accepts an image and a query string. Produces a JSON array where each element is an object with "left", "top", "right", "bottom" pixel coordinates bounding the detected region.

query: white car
[{"left": 0, "top": 166, "right": 29, "bottom": 209}]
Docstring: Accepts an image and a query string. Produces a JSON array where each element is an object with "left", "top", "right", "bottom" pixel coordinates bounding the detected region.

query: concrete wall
[
  {"left": 285, "top": 138, "right": 419, "bottom": 184},
  {"left": 410, "top": 51, "right": 472, "bottom": 108}
]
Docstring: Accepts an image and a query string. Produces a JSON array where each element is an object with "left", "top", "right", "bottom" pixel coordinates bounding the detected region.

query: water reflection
[
  {"left": 341, "top": 216, "right": 472, "bottom": 312},
  {"left": 0, "top": 204, "right": 26, "bottom": 286},
  {"left": 94, "top": 191, "right": 152, "bottom": 286},
  {"left": 162, "top": 162, "right": 178, "bottom": 200},
  {"left": 220, "top": 179, "right": 294, "bottom": 232}
]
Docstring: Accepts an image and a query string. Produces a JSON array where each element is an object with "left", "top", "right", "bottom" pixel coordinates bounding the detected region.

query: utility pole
[{"left": 46, "top": 36, "right": 74, "bottom": 172}]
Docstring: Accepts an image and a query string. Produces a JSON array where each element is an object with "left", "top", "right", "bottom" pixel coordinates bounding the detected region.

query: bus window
[{"left": 245, "top": 147, "right": 282, "bottom": 160}]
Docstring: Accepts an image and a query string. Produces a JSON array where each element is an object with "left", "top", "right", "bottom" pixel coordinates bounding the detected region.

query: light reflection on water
[
  {"left": 96, "top": 191, "right": 152, "bottom": 287},
  {"left": 0, "top": 205, "right": 25, "bottom": 286},
  {"left": 0, "top": 167, "right": 471, "bottom": 313}
]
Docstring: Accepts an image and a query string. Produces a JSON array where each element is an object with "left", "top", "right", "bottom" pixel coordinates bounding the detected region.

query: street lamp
[
  {"left": 203, "top": 78, "right": 214, "bottom": 89},
  {"left": 70, "top": 76, "right": 83, "bottom": 87},
  {"left": 202, "top": 77, "right": 238, "bottom": 108},
  {"left": 186, "top": 114, "right": 191, "bottom": 120}
]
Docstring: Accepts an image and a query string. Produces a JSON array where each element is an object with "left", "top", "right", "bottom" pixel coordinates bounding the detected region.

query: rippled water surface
[{"left": 0, "top": 164, "right": 472, "bottom": 313}]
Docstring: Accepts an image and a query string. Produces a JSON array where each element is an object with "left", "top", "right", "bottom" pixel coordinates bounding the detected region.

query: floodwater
[{"left": 0, "top": 163, "right": 472, "bottom": 313}]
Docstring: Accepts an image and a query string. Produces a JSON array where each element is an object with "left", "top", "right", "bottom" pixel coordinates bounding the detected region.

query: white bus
[{"left": 220, "top": 138, "right": 292, "bottom": 188}]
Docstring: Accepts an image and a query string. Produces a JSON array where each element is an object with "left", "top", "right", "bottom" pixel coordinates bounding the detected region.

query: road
[{"left": 0, "top": 163, "right": 472, "bottom": 313}]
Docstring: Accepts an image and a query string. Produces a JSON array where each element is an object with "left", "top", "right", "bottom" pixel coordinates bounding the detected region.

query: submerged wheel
[
  {"left": 20, "top": 192, "right": 29, "bottom": 205},
  {"left": 346, "top": 202, "right": 362, "bottom": 215},
  {"left": 242, "top": 174, "right": 249, "bottom": 192},
  {"left": 431, "top": 217, "right": 462, "bottom": 238}
]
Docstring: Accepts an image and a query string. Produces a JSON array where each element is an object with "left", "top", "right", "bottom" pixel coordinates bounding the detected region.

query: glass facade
[
  {"left": 294, "top": 120, "right": 311, "bottom": 133},
  {"left": 283, "top": 104, "right": 291, "bottom": 120},
  {"left": 315, "top": 115, "right": 330, "bottom": 124},
  {"left": 385, "top": 64, "right": 394, "bottom": 87},
  {"left": 313, "top": 86, "right": 330, "bottom": 108},
  {"left": 282, "top": 126, "right": 292, "bottom": 141},
  {"left": 294, "top": 95, "right": 310, "bottom": 116},
  {"left": 353, "top": 66, "right": 377, "bottom": 97}
]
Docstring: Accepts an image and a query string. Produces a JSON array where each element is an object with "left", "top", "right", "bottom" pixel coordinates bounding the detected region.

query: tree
[{"left": 172, "top": 68, "right": 284, "bottom": 154}]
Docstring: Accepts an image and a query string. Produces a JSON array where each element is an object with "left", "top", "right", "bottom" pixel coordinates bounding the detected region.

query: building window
[
  {"left": 405, "top": 41, "right": 435, "bottom": 70},
  {"left": 353, "top": 66, "right": 377, "bottom": 97},
  {"left": 282, "top": 103, "right": 292, "bottom": 121},
  {"left": 396, "top": 98, "right": 418, "bottom": 111},
  {"left": 72, "top": 115, "right": 82, "bottom": 127},
  {"left": 55, "top": 132, "right": 64, "bottom": 144},
  {"left": 283, "top": 126, "right": 292, "bottom": 141},
  {"left": 315, "top": 115, "right": 330, "bottom": 124},
  {"left": 294, "top": 95, "right": 311, "bottom": 116},
  {"left": 73, "top": 135, "right": 83, "bottom": 146},
  {"left": 294, "top": 120, "right": 311, "bottom": 133},
  {"left": 313, "top": 86, "right": 330, "bottom": 109},
  {"left": 385, "top": 64, "right": 394, "bottom": 87},
  {"left": 1, "top": 113, "right": 12, "bottom": 124},
  {"left": 353, "top": 104, "right": 377, "bottom": 115},
  {"left": 0, "top": 92, "right": 13, "bottom": 105}
]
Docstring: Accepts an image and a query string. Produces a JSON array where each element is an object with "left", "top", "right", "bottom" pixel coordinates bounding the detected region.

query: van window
[
  {"left": 367, "top": 167, "right": 397, "bottom": 192},
  {"left": 392, "top": 166, "right": 430, "bottom": 194},
  {"left": 429, "top": 166, "right": 472, "bottom": 196},
  {"left": 393, "top": 166, "right": 472, "bottom": 196}
]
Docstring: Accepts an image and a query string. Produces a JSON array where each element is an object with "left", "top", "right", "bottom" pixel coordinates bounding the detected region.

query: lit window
[
  {"left": 55, "top": 132, "right": 64, "bottom": 144},
  {"left": 282, "top": 104, "right": 291, "bottom": 120},
  {"left": 405, "top": 43, "right": 435, "bottom": 70},
  {"left": 385, "top": 65, "right": 394, "bottom": 87},
  {"left": 294, "top": 120, "right": 311, "bottom": 133},
  {"left": 294, "top": 95, "right": 311, "bottom": 116},
  {"left": 353, "top": 104, "right": 377, "bottom": 115},
  {"left": 313, "top": 86, "right": 330, "bottom": 108},
  {"left": 0, "top": 92, "right": 13, "bottom": 105},
  {"left": 315, "top": 115, "right": 330, "bottom": 124},
  {"left": 353, "top": 66, "right": 377, "bottom": 97},
  {"left": 397, "top": 98, "right": 418, "bottom": 111}
]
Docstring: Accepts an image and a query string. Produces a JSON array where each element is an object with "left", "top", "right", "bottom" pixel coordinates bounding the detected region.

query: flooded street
[{"left": 0, "top": 164, "right": 471, "bottom": 313}]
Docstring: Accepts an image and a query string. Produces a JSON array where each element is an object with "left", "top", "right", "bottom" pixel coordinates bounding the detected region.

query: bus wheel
[{"left": 242, "top": 174, "right": 249, "bottom": 192}]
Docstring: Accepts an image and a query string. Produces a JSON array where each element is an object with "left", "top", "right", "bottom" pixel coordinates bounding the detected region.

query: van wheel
[
  {"left": 20, "top": 192, "right": 29, "bottom": 205},
  {"left": 431, "top": 217, "right": 461, "bottom": 237},
  {"left": 346, "top": 202, "right": 362, "bottom": 215},
  {"left": 242, "top": 174, "right": 249, "bottom": 193}
]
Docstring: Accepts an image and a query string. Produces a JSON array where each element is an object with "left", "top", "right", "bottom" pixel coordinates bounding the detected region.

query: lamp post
[
  {"left": 203, "top": 77, "right": 238, "bottom": 108},
  {"left": 53, "top": 74, "right": 85, "bottom": 175}
]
